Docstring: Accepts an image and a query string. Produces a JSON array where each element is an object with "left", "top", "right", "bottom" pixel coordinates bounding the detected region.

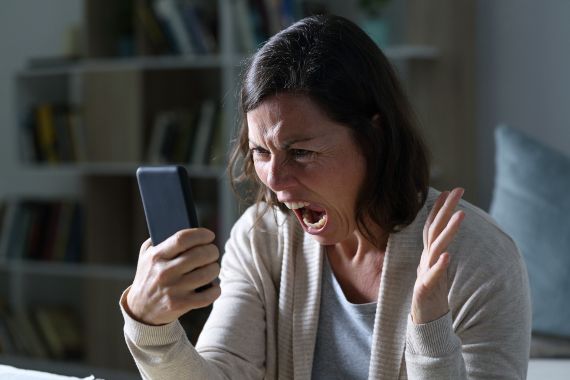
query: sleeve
[
  {"left": 121, "top": 207, "right": 278, "bottom": 380},
  {"left": 405, "top": 235, "right": 532, "bottom": 379}
]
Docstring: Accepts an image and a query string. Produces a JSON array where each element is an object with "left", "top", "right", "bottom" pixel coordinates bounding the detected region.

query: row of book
[
  {"left": 140, "top": 0, "right": 306, "bottom": 56},
  {"left": 234, "top": 0, "right": 301, "bottom": 52},
  {"left": 0, "top": 302, "right": 83, "bottom": 360},
  {"left": 0, "top": 201, "right": 83, "bottom": 263},
  {"left": 19, "top": 99, "right": 225, "bottom": 166},
  {"left": 146, "top": 99, "right": 225, "bottom": 166},
  {"left": 20, "top": 104, "right": 85, "bottom": 164},
  {"left": 138, "top": 0, "right": 219, "bottom": 55}
]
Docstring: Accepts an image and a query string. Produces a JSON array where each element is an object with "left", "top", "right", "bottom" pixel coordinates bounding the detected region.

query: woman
[{"left": 120, "top": 15, "right": 531, "bottom": 379}]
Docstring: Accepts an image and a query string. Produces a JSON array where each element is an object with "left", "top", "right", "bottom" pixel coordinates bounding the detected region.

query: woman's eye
[
  {"left": 291, "top": 149, "right": 314, "bottom": 159},
  {"left": 250, "top": 147, "right": 270, "bottom": 157}
]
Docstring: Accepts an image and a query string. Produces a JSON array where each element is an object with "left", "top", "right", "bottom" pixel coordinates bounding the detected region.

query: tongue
[{"left": 304, "top": 208, "right": 325, "bottom": 224}]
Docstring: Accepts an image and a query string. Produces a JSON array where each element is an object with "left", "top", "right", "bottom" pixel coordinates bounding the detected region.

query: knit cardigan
[{"left": 121, "top": 189, "right": 531, "bottom": 379}]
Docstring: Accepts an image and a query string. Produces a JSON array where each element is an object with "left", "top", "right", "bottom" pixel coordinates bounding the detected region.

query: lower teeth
[{"left": 302, "top": 209, "right": 327, "bottom": 229}]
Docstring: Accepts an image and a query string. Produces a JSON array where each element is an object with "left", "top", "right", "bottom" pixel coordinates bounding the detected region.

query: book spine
[{"left": 153, "top": 0, "right": 195, "bottom": 55}]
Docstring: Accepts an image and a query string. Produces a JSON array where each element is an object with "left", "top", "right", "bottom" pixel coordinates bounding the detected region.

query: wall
[
  {"left": 477, "top": 0, "right": 570, "bottom": 209},
  {"left": 0, "top": 0, "right": 82, "bottom": 198}
]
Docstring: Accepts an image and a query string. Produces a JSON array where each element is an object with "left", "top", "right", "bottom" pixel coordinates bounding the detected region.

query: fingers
[
  {"left": 171, "top": 244, "right": 220, "bottom": 275},
  {"left": 188, "top": 282, "right": 222, "bottom": 310},
  {"left": 154, "top": 228, "right": 216, "bottom": 260},
  {"left": 419, "top": 252, "right": 450, "bottom": 294},
  {"left": 158, "top": 282, "right": 222, "bottom": 319},
  {"left": 180, "top": 261, "right": 220, "bottom": 291},
  {"left": 428, "top": 210, "right": 465, "bottom": 267},
  {"left": 427, "top": 188, "right": 464, "bottom": 248},
  {"left": 423, "top": 191, "right": 449, "bottom": 248}
]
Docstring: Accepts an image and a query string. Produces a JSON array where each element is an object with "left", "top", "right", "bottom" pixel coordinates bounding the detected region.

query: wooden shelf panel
[{"left": 0, "top": 260, "right": 134, "bottom": 281}]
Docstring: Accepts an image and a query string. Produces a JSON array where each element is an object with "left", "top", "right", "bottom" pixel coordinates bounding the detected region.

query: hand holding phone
[{"left": 124, "top": 166, "right": 221, "bottom": 326}]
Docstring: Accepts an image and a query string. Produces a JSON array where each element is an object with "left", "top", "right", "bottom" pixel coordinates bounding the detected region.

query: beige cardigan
[{"left": 121, "top": 189, "right": 531, "bottom": 379}]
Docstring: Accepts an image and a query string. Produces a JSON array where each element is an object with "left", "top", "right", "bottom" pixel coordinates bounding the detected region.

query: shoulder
[
  {"left": 426, "top": 188, "right": 522, "bottom": 266},
  {"left": 222, "top": 203, "right": 299, "bottom": 283},
  {"left": 229, "top": 203, "right": 292, "bottom": 245}
]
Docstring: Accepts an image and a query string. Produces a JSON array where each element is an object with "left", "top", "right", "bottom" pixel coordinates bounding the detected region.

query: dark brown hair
[{"left": 228, "top": 14, "right": 430, "bottom": 242}]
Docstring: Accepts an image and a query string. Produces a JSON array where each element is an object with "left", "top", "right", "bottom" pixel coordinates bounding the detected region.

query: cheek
[{"left": 253, "top": 161, "right": 269, "bottom": 186}]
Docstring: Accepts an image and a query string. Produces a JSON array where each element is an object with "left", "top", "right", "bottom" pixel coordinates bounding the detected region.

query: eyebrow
[{"left": 248, "top": 136, "right": 318, "bottom": 149}]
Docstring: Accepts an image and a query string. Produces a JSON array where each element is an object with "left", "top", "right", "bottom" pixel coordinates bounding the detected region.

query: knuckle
[
  {"left": 174, "top": 230, "right": 187, "bottom": 246},
  {"left": 155, "top": 268, "right": 170, "bottom": 284},
  {"left": 209, "top": 244, "right": 220, "bottom": 260},
  {"left": 428, "top": 225, "right": 438, "bottom": 242},
  {"left": 149, "top": 250, "right": 162, "bottom": 265},
  {"left": 164, "top": 296, "right": 179, "bottom": 313}
]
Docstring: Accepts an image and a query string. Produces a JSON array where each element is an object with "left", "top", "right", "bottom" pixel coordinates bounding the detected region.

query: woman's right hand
[{"left": 125, "top": 228, "right": 221, "bottom": 326}]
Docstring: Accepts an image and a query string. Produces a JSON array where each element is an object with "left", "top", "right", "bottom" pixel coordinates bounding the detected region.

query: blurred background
[{"left": 0, "top": 0, "right": 568, "bottom": 378}]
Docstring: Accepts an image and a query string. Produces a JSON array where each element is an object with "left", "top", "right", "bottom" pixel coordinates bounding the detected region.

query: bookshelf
[{"left": 0, "top": 0, "right": 462, "bottom": 377}]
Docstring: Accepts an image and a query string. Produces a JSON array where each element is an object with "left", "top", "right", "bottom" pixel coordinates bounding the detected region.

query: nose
[{"left": 266, "top": 157, "right": 295, "bottom": 191}]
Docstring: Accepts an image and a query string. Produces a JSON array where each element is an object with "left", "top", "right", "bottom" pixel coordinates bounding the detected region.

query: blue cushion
[{"left": 490, "top": 126, "right": 570, "bottom": 337}]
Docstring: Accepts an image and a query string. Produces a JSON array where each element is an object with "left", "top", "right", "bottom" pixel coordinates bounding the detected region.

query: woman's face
[{"left": 247, "top": 93, "right": 367, "bottom": 245}]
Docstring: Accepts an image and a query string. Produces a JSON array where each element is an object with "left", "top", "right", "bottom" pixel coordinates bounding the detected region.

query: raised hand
[
  {"left": 411, "top": 188, "right": 465, "bottom": 325},
  {"left": 125, "top": 228, "right": 221, "bottom": 326}
]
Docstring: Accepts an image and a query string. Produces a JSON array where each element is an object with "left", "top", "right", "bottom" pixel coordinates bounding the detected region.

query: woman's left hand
[{"left": 411, "top": 188, "right": 465, "bottom": 324}]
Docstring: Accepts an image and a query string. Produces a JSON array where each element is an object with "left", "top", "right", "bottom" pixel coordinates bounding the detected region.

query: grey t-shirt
[{"left": 311, "top": 254, "right": 377, "bottom": 379}]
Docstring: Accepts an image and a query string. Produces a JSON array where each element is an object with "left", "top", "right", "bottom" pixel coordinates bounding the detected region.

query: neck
[
  {"left": 331, "top": 228, "right": 388, "bottom": 262},
  {"left": 325, "top": 229, "right": 388, "bottom": 304}
]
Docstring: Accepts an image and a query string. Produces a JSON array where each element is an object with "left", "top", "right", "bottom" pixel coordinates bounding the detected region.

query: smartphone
[{"left": 136, "top": 165, "right": 200, "bottom": 246}]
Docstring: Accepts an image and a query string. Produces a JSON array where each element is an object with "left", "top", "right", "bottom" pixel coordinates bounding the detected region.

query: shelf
[
  {"left": 19, "top": 55, "right": 226, "bottom": 76},
  {"left": 19, "top": 163, "right": 226, "bottom": 178},
  {"left": 0, "top": 354, "right": 139, "bottom": 380},
  {"left": 18, "top": 54, "right": 232, "bottom": 77},
  {"left": 17, "top": 44, "right": 438, "bottom": 78},
  {"left": 0, "top": 260, "right": 134, "bottom": 281}
]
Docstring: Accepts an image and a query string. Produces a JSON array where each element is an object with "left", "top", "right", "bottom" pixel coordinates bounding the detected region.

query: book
[
  {"left": 35, "top": 104, "right": 59, "bottom": 163},
  {"left": 23, "top": 202, "right": 48, "bottom": 260},
  {"left": 19, "top": 109, "right": 39, "bottom": 162},
  {"left": 191, "top": 100, "right": 217, "bottom": 165},
  {"left": 180, "top": 3, "right": 217, "bottom": 54},
  {"left": 9, "top": 309, "right": 49, "bottom": 358},
  {"left": 39, "top": 203, "right": 62, "bottom": 261},
  {"left": 66, "top": 108, "right": 87, "bottom": 162},
  {"left": 234, "top": 0, "right": 256, "bottom": 53},
  {"left": 148, "top": 108, "right": 198, "bottom": 163},
  {"left": 0, "top": 201, "right": 17, "bottom": 260},
  {"left": 208, "top": 109, "right": 226, "bottom": 166},
  {"left": 153, "top": 0, "right": 195, "bottom": 55},
  {"left": 34, "top": 306, "right": 83, "bottom": 360},
  {"left": 0, "top": 302, "right": 16, "bottom": 355},
  {"left": 52, "top": 106, "right": 75, "bottom": 162},
  {"left": 6, "top": 202, "right": 33, "bottom": 260},
  {"left": 64, "top": 204, "right": 83, "bottom": 263},
  {"left": 51, "top": 202, "right": 76, "bottom": 261},
  {"left": 135, "top": 0, "right": 173, "bottom": 55}
]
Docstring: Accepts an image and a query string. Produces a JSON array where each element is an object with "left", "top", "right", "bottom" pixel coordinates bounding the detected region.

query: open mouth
[{"left": 283, "top": 201, "right": 328, "bottom": 231}]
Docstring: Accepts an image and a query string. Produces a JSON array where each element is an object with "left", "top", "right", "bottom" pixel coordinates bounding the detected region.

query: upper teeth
[{"left": 283, "top": 201, "right": 310, "bottom": 210}]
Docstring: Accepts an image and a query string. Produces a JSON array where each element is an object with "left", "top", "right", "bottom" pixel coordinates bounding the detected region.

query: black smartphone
[{"left": 136, "top": 165, "right": 200, "bottom": 246}]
